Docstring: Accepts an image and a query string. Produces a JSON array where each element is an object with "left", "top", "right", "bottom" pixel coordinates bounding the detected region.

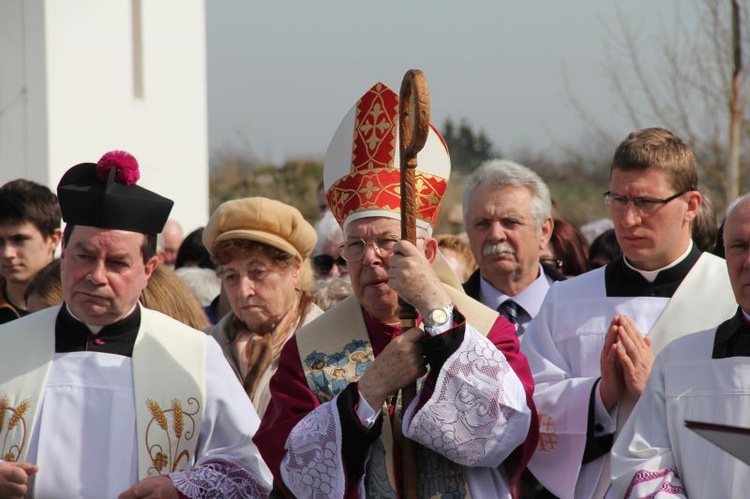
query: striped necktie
[{"left": 498, "top": 299, "right": 524, "bottom": 335}]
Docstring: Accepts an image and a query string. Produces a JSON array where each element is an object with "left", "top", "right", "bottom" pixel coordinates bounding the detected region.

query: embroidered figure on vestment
[
  {"left": 0, "top": 396, "right": 31, "bottom": 462},
  {"left": 144, "top": 397, "right": 200, "bottom": 475}
]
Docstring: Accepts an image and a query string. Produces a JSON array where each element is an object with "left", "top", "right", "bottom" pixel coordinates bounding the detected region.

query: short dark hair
[
  {"left": 589, "top": 229, "right": 622, "bottom": 268},
  {"left": 0, "top": 179, "right": 61, "bottom": 238},
  {"left": 175, "top": 227, "right": 215, "bottom": 270},
  {"left": 62, "top": 224, "right": 157, "bottom": 263}
]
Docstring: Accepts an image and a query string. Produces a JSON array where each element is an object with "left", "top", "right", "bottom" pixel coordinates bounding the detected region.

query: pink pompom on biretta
[{"left": 96, "top": 150, "right": 140, "bottom": 185}]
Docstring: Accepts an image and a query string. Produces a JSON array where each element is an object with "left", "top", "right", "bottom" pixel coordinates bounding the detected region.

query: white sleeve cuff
[
  {"left": 593, "top": 386, "right": 616, "bottom": 434},
  {"left": 356, "top": 390, "right": 382, "bottom": 428},
  {"left": 424, "top": 318, "right": 455, "bottom": 336}
]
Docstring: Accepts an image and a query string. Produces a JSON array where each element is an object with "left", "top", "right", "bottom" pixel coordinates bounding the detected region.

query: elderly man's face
[
  {"left": 344, "top": 217, "right": 430, "bottom": 324},
  {"left": 313, "top": 236, "right": 348, "bottom": 279},
  {"left": 61, "top": 226, "right": 156, "bottom": 326},
  {"left": 723, "top": 198, "right": 750, "bottom": 312},
  {"left": 467, "top": 183, "right": 551, "bottom": 294},
  {"left": 161, "top": 221, "right": 183, "bottom": 267}
]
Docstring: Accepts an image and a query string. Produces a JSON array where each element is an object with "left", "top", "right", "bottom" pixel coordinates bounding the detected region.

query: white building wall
[
  {"left": 0, "top": 0, "right": 209, "bottom": 232},
  {"left": 0, "top": 0, "right": 48, "bottom": 183}
]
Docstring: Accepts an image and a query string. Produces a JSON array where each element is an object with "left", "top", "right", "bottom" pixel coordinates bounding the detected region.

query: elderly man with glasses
[
  {"left": 255, "top": 82, "right": 538, "bottom": 499},
  {"left": 519, "top": 127, "right": 736, "bottom": 499}
]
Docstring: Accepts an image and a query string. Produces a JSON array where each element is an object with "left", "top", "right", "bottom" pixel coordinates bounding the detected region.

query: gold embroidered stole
[
  {"left": 296, "top": 296, "right": 398, "bottom": 489},
  {"left": 0, "top": 306, "right": 57, "bottom": 462},
  {"left": 133, "top": 308, "right": 207, "bottom": 479},
  {"left": 296, "top": 286, "right": 498, "bottom": 497},
  {"left": 0, "top": 306, "right": 206, "bottom": 481}
]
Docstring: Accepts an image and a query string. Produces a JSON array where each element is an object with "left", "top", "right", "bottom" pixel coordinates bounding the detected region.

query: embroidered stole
[
  {"left": 0, "top": 306, "right": 206, "bottom": 480},
  {"left": 592, "top": 253, "right": 737, "bottom": 499},
  {"left": 297, "top": 285, "right": 498, "bottom": 498},
  {"left": 133, "top": 309, "right": 207, "bottom": 478}
]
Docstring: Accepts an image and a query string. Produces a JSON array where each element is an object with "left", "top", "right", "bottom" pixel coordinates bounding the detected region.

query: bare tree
[
  {"left": 566, "top": 0, "right": 750, "bottom": 210},
  {"left": 729, "top": 0, "right": 743, "bottom": 202}
]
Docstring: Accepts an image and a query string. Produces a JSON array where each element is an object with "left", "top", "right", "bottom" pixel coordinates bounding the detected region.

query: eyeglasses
[
  {"left": 338, "top": 237, "right": 400, "bottom": 262},
  {"left": 603, "top": 189, "right": 690, "bottom": 215},
  {"left": 312, "top": 254, "right": 347, "bottom": 276}
]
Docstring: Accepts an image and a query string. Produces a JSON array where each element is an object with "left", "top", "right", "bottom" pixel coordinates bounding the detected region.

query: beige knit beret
[{"left": 203, "top": 197, "right": 316, "bottom": 261}]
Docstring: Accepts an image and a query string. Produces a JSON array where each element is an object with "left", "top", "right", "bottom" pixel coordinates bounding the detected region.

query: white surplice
[
  {"left": 21, "top": 337, "right": 272, "bottom": 498},
  {"left": 610, "top": 328, "right": 750, "bottom": 498},
  {"left": 520, "top": 254, "right": 736, "bottom": 499}
]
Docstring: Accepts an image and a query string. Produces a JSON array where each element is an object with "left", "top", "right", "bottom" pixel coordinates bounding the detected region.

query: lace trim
[
  {"left": 404, "top": 330, "right": 525, "bottom": 467},
  {"left": 169, "top": 456, "right": 270, "bottom": 498},
  {"left": 281, "top": 399, "right": 346, "bottom": 497},
  {"left": 624, "top": 467, "right": 686, "bottom": 498}
]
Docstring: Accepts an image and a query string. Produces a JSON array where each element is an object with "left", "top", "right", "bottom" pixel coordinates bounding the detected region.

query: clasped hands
[{"left": 599, "top": 315, "right": 655, "bottom": 411}]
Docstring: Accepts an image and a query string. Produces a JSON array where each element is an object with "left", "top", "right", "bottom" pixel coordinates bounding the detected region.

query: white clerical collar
[
  {"left": 742, "top": 309, "right": 750, "bottom": 323},
  {"left": 64, "top": 303, "right": 139, "bottom": 335},
  {"left": 623, "top": 241, "right": 694, "bottom": 284}
]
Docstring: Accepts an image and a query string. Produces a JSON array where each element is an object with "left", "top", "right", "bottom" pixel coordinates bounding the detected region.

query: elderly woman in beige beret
[{"left": 203, "top": 197, "right": 323, "bottom": 417}]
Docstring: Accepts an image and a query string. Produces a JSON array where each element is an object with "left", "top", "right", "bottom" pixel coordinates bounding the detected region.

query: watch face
[{"left": 430, "top": 308, "right": 449, "bottom": 325}]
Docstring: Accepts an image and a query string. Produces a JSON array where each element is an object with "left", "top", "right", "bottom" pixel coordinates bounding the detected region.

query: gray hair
[
  {"left": 313, "top": 210, "right": 344, "bottom": 256},
  {"left": 462, "top": 159, "right": 552, "bottom": 231},
  {"left": 174, "top": 266, "right": 221, "bottom": 307}
]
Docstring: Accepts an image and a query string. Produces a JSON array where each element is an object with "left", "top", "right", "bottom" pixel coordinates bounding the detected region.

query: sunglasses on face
[{"left": 312, "top": 254, "right": 347, "bottom": 276}]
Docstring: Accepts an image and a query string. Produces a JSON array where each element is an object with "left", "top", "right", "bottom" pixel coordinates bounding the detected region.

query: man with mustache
[
  {"left": 255, "top": 82, "right": 538, "bottom": 498},
  {"left": 461, "top": 160, "right": 563, "bottom": 497},
  {"left": 520, "top": 128, "right": 736, "bottom": 498},
  {"left": 462, "top": 159, "right": 563, "bottom": 337}
]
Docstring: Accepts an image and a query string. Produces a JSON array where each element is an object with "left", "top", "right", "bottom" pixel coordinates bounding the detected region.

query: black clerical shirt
[
  {"left": 712, "top": 308, "right": 750, "bottom": 359},
  {"left": 55, "top": 305, "right": 141, "bottom": 357},
  {"left": 605, "top": 244, "right": 701, "bottom": 298}
]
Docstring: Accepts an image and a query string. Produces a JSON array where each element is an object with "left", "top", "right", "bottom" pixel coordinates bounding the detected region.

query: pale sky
[{"left": 206, "top": 1, "right": 696, "bottom": 165}]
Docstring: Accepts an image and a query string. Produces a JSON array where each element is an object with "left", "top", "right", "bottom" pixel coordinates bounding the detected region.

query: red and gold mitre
[{"left": 324, "top": 82, "right": 451, "bottom": 233}]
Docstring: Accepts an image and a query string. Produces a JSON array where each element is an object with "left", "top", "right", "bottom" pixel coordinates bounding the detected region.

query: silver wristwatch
[{"left": 424, "top": 303, "right": 454, "bottom": 328}]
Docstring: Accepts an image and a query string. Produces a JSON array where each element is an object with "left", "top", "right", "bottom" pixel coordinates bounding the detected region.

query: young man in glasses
[
  {"left": 255, "top": 82, "right": 538, "bottom": 498},
  {"left": 520, "top": 127, "right": 736, "bottom": 498}
]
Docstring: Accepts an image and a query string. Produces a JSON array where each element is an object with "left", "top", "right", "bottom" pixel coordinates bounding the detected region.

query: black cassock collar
[
  {"left": 713, "top": 308, "right": 750, "bottom": 359},
  {"left": 605, "top": 245, "right": 701, "bottom": 298},
  {"left": 55, "top": 305, "right": 141, "bottom": 357}
]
